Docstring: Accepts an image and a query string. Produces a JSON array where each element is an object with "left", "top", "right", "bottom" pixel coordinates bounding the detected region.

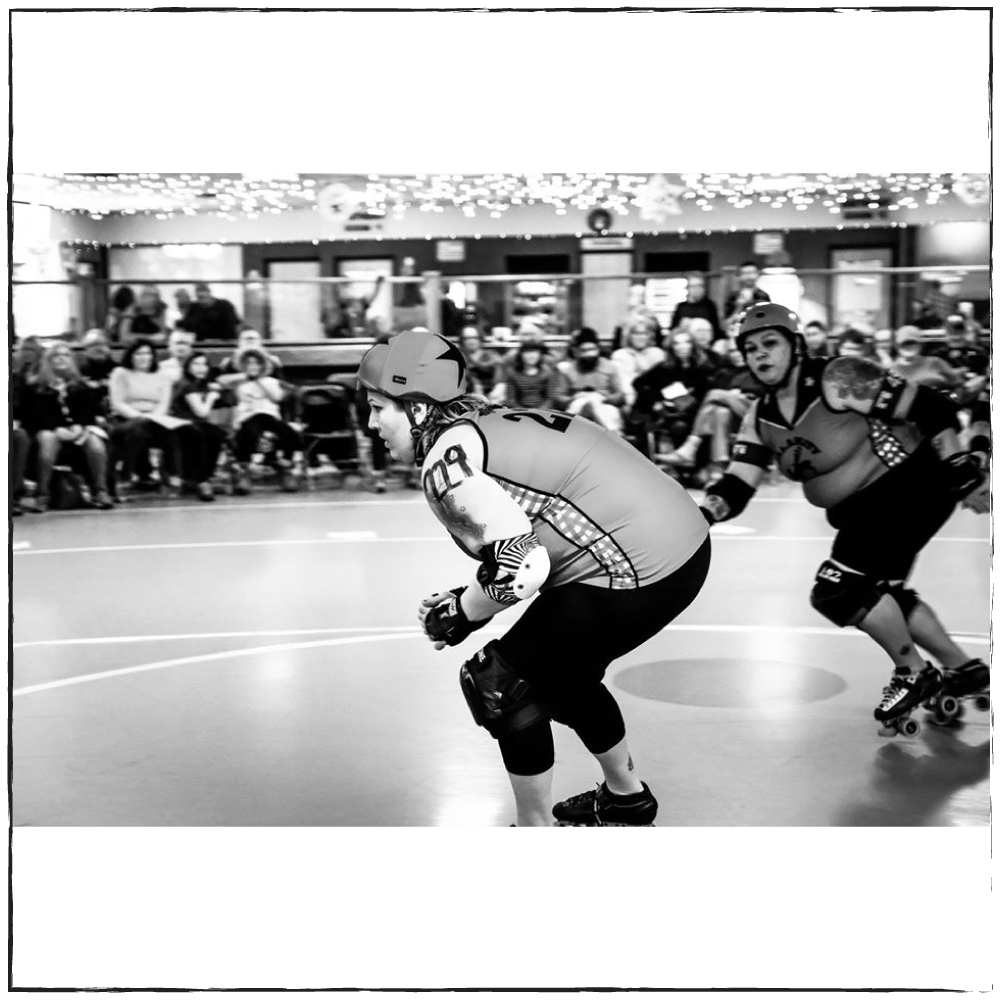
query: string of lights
[{"left": 15, "top": 172, "right": 987, "bottom": 222}]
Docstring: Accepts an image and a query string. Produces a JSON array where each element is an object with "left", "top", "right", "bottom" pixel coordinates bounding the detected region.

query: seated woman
[
  {"left": 229, "top": 348, "right": 301, "bottom": 494},
  {"left": 610, "top": 319, "right": 666, "bottom": 410},
  {"left": 631, "top": 328, "right": 717, "bottom": 459},
  {"left": 493, "top": 337, "right": 558, "bottom": 410},
  {"left": 217, "top": 328, "right": 284, "bottom": 379},
  {"left": 108, "top": 338, "right": 187, "bottom": 497},
  {"left": 660, "top": 342, "right": 761, "bottom": 476},
  {"left": 20, "top": 343, "right": 114, "bottom": 512},
  {"left": 171, "top": 352, "right": 231, "bottom": 502}
]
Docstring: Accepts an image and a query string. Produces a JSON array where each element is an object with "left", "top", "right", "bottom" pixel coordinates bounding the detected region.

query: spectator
[
  {"left": 170, "top": 352, "right": 229, "bottom": 502},
  {"left": 872, "top": 328, "right": 897, "bottom": 367},
  {"left": 324, "top": 275, "right": 385, "bottom": 338},
  {"left": 909, "top": 299, "right": 942, "bottom": 330},
  {"left": 11, "top": 366, "right": 31, "bottom": 516},
  {"left": 229, "top": 348, "right": 301, "bottom": 495},
  {"left": 889, "top": 326, "right": 964, "bottom": 392},
  {"left": 159, "top": 329, "right": 197, "bottom": 385},
  {"left": 218, "top": 328, "right": 284, "bottom": 379},
  {"left": 121, "top": 285, "right": 169, "bottom": 345},
  {"left": 660, "top": 343, "right": 761, "bottom": 476},
  {"left": 108, "top": 338, "right": 187, "bottom": 496},
  {"left": 105, "top": 285, "right": 136, "bottom": 344},
  {"left": 13, "top": 335, "right": 45, "bottom": 387},
  {"left": 612, "top": 294, "right": 664, "bottom": 351},
  {"left": 632, "top": 329, "right": 717, "bottom": 457},
  {"left": 458, "top": 327, "right": 500, "bottom": 399},
  {"left": 179, "top": 282, "right": 242, "bottom": 341},
  {"left": 553, "top": 328, "right": 627, "bottom": 434},
  {"left": 170, "top": 288, "right": 193, "bottom": 331},
  {"left": 724, "top": 260, "right": 771, "bottom": 320},
  {"left": 926, "top": 314, "right": 989, "bottom": 376},
  {"left": 669, "top": 272, "right": 722, "bottom": 342},
  {"left": 611, "top": 320, "right": 666, "bottom": 408},
  {"left": 79, "top": 329, "right": 118, "bottom": 386},
  {"left": 685, "top": 316, "right": 730, "bottom": 358},
  {"left": 496, "top": 337, "right": 558, "bottom": 410},
  {"left": 835, "top": 330, "right": 873, "bottom": 358},
  {"left": 20, "top": 343, "right": 113, "bottom": 512},
  {"left": 803, "top": 320, "right": 831, "bottom": 358}
]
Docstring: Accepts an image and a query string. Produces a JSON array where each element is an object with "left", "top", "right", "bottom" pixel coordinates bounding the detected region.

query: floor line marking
[
  {"left": 30, "top": 496, "right": 426, "bottom": 516},
  {"left": 12, "top": 626, "right": 988, "bottom": 695},
  {"left": 14, "top": 534, "right": 988, "bottom": 556},
  {"left": 12, "top": 633, "right": 423, "bottom": 697},
  {"left": 12, "top": 626, "right": 424, "bottom": 649}
]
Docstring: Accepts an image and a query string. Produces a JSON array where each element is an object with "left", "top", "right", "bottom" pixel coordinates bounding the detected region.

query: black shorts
[
  {"left": 826, "top": 443, "right": 955, "bottom": 581},
  {"left": 495, "top": 535, "right": 711, "bottom": 695}
]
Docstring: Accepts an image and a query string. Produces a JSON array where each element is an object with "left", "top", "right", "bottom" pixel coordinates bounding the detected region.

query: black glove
[
  {"left": 424, "top": 587, "right": 490, "bottom": 647},
  {"left": 943, "top": 451, "right": 986, "bottom": 500}
]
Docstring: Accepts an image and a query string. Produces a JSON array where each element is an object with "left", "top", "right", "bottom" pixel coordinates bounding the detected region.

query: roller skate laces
[
  {"left": 874, "top": 665, "right": 941, "bottom": 723},
  {"left": 552, "top": 781, "right": 658, "bottom": 827}
]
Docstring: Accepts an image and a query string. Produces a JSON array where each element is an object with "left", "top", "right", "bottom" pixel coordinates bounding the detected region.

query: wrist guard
[
  {"left": 701, "top": 473, "right": 756, "bottom": 524},
  {"left": 943, "top": 452, "right": 986, "bottom": 500},
  {"left": 424, "top": 587, "right": 490, "bottom": 647}
]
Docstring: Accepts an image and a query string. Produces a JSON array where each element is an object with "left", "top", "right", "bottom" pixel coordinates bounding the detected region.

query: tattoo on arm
[
  {"left": 428, "top": 491, "right": 487, "bottom": 544},
  {"left": 824, "top": 357, "right": 883, "bottom": 405},
  {"left": 627, "top": 755, "right": 635, "bottom": 772}
]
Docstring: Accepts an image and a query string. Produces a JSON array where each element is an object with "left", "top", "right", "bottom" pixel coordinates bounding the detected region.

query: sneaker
[
  {"left": 25, "top": 495, "right": 48, "bottom": 514},
  {"left": 942, "top": 659, "right": 990, "bottom": 698},
  {"left": 233, "top": 467, "right": 252, "bottom": 496},
  {"left": 94, "top": 490, "right": 114, "bottom": 510},
  {"left": 196, "top": 482, "right": 216, "bottom": 503},
  {"left": 874, "top": 664, "right": 942, "bottom": 722},
  {"left": 279, "top": 467, "right": 300, "bottom": 493},
  {"left": 660, "top": 450, "right": 696, "bottom": 469},
  {"left": 552, "top": 781, "right": 658, "bottom": 826}
]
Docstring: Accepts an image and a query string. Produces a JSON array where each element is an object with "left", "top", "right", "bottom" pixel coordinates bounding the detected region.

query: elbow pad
[
  {"left": 701, "top": 473, "right": 756, "bottom": 524},
  {"left": 908, "top": 384, "right": 961, "bottom": 438},
  {"left": 476, "top": 532, "right": 550, "bottom": 605}
]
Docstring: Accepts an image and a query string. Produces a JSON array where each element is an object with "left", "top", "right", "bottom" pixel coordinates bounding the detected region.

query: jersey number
[{"left": 501, "top": 411, "right": 571, "bottom": 433}]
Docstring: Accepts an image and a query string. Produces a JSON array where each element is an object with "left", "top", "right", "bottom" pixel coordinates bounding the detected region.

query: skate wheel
[
  {"left": 973, "top": 695, "right": 990, "bottom": 712},
  {"left": 877, "top": 724, "right": 897, "bottom": 738},
  {"left": 939, "top": 695, "right": 959, "bottom": 716},
  {"left": 899, "top": 718, "right": 921, "bottom": 738}
]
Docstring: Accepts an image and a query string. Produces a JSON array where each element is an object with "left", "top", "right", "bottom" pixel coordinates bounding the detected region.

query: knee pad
[
  {"left": 881, "top": 582, "right": 919, "bottom": 621},
  {"left": 810, "top": 560, "right": 882, "bottom": 627},
  {"left": 459, "top": 641, "right": 546, "bottom": 740},
  {"left": 543, "top": 684, "right": 626, "bottom": 756}
]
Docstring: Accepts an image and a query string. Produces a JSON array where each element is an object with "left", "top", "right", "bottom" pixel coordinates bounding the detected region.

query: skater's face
[
  {"left": 367, "top": 392, "right": 417, "bottom": 463},
  {"left": 743, "top": 329, "right": 794, "bottom": 386}
]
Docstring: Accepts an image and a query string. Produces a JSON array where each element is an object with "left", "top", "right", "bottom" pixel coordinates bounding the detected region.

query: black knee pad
[
  {"left": 543, "top": 684, "right": 626, "bottom": 756},
  {"left": 459, "top": 641, "right": 546, "bottom": 740},
  {"left": 498, "top": 720, "right": 555, "bottom": 776},
  {"left": 810, "top": 560, "right": 882, "bottom": 627},
  {"left": 881, "top": 582, "right": 920, "bottom": 621}
]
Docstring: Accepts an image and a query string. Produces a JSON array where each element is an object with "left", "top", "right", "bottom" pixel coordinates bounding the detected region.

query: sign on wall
[
  {"left": 753, "top": 232, "right": 785, "bottom": 257},
  {"left": 436, "top": 240, "right": 466, "bottom": 263}
]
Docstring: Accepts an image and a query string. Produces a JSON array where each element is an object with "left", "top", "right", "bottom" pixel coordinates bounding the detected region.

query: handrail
[{"left": 11, "top": 264, "right": 990, "bottom": 287}]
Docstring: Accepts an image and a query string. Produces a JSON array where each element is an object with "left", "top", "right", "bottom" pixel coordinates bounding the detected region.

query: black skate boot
[
  {"left": 874, "top": 664, "right": 942, "bottom": 737},
  {"left": 552, "top": 782, "right": 658, "bottom": 826},
  {"left": 926, "top": 659, "right": 990, "bottom": 726}
]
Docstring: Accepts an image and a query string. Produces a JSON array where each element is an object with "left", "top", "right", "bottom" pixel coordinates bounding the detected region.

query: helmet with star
[{"left": 358, "top": 330, "right": 468, "bottom": 404}]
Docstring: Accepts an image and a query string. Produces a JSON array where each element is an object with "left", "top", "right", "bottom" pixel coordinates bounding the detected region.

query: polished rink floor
[{"left": 11, "top": 478, "right": 991, "bottom": 826}]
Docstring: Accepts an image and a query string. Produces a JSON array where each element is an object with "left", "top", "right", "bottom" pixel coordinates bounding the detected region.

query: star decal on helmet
[{"left": 435, "top": 339, "right": 467, "bottom": 387}]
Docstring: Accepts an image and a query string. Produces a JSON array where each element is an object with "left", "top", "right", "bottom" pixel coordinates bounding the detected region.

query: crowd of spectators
[{"left": 12, "top": 268, "right": 990, "bottom": 512}]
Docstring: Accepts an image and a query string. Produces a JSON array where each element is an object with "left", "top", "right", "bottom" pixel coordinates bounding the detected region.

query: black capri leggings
[{"left": 493, "top": 535, "right": 711, "bottom": 775}]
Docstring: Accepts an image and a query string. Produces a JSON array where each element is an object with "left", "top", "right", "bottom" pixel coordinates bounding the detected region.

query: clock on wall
[{"left": 587, "top": 208, "right": 612, "bottom": 233}]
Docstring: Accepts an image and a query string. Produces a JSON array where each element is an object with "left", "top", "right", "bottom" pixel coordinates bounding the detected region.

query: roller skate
[
  {"left": 552, "top": 782, "right": 658, "bottom": 827},
  {"left": 874, "top": 664, "right": 942, "bottom": 738},
  {"left": 924, "top": 659, "right": 990, "bottom": 727}
]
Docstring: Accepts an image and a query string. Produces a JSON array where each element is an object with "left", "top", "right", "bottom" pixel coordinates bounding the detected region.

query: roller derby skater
[
  {"left": 699, "top": 304, "right": 989, "bottom": 739},
  {"left": 358, "top": 331, "right": 710, "bottom": 827}
]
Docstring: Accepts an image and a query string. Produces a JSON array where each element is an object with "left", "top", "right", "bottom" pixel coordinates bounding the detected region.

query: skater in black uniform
[{"left": 699, "top": 304, "right": 989, "bottom": 735}]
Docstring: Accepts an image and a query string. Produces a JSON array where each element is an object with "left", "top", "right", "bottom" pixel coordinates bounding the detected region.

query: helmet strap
[{"left": 402, "top": 400, "right": 428, "bottom": 465}]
